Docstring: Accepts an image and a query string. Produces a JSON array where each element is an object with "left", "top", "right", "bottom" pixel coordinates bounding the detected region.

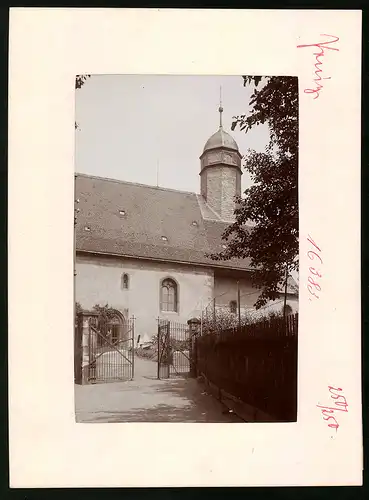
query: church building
[{"left": 74, "top": 104, "right": 298, "bottom": 342}]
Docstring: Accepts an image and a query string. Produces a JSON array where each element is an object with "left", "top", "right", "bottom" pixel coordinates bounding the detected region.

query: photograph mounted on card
[
  {"left": 74, "top": 74, "right": 299, "bottom": 424},
  {"left": 8, "top": 8, "right": 362, "bottom": 488}
]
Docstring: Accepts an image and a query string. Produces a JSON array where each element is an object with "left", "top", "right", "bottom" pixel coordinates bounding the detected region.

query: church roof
[
  {"left": 75, "top": 173, "right": 252, "bottom": 272},
  {"left": 203, "top": 127, "right": 239, "bottom": 154}
]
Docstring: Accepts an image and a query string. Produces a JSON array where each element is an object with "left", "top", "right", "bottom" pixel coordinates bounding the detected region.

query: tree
[
  {"left": 75, "top": 75, "right": 90, "bottom": 90},
  {"left": 92, "top": 303, "right": 116, "bottom": 319},
  {"left": 75, "top": 301, "right": 83, "bottom": 314},
  {"left": 209, "top": 76, "right": 298, "bottom": 309},
  {"left": 91, "top": 303, "right": 119, "bottom": 336},
  {"left": 75, "top": 74, "right": 90, "bottom": 129}
]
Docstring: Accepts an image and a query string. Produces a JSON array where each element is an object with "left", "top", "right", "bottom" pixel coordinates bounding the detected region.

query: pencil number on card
[{"left": 307, "top": 235, "right": 322, "bottom": 301}]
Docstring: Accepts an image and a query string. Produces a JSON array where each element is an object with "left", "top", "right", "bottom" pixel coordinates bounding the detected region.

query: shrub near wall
[
  {"left": 136, "top": 347, "right": 156, "bottom": 360},
  {"left": 196, "top": 313, "right": 298, "bottom": 422}
]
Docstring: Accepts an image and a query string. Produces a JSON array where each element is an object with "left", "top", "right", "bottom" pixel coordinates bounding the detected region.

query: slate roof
[
  {"left": 75, "top": 174, "right": 252, "bottom": 271},
  {"left": 74, "top": 174, "right": 298, "bottom": 293}
]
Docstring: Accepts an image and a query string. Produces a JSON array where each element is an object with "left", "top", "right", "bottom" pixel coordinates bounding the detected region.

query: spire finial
[{"left": 219, "top": 85, "right": 223, "bottom": 128}]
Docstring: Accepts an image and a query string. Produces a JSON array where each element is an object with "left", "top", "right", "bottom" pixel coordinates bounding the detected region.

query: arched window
[
  {"left": 122, "top": 273, "right": 129, "bottom": 290},
  {"left": 229, "top": 300, "right": 237, "bottom": 314},
  {"left": 161, "top": 278, "right": 178, "bottom": 312}
]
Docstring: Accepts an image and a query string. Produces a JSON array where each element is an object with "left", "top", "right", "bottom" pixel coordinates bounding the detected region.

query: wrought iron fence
[
  {"left": 74, "top": 310, "right": 135, "bottom": 384},
  {"left": 157, "top": 320, "right": 191, "bottom": 379},
  {"left": 87, "top": 315, "right": 135, "bottom": 383}
]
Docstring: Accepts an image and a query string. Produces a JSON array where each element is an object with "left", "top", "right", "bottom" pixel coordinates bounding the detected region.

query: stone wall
[
  {"left": 214, "top": 274, "right": 299, "bottom": 317},
  {"left": 202, "top": 166, "right": 240, "bottom": 221},
  {"left": 76, "top": 253, "right": 214, "bottom": 341}
]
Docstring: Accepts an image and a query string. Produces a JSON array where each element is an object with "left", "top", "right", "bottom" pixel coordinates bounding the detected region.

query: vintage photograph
[{"left": 74, "top": 75, "right": 299, "bottom": 423}]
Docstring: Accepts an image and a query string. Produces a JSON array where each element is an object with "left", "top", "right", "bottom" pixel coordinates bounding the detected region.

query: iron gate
[
  {"left": 87, "top": 311, "right": 135, "bottom": 383},
  {"left": 157, "top": 320, "right": 191, "bottom": 379}
]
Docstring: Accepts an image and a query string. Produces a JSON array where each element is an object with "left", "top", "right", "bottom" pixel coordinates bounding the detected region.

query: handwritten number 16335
[{"left": 307, "top": 235, "right": 322, "bottom": 300}]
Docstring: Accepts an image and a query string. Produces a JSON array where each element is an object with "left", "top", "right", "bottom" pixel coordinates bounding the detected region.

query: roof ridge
[{"left": 75, "top": 172, "right": 197, "bottom": 196}]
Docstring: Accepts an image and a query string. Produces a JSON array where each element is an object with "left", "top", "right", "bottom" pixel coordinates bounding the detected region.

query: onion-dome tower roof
[
  {"left": 203, "top": 127, "right": 239, "bottom": 152},
  {"left": 202, "top": 95, "right": 239, "bottom": 153}
]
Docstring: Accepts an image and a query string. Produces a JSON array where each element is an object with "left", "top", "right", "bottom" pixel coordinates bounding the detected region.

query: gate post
[
  {"left": 74, "top": 312, "right": 83, "bottom": 384},
  {"left": 77, "top": 311, "right": 98, "bottom": 385},
  {"left": 157, "top": 318, "right": 160, "bottom": 380},
  {"left": 81, "top": 312, "right": 91, "bottom": 384},
  {"left": 188, "top": 317, "right": 201, "bottom": 378},
  {"left": 131, "top": 316, "right": 135, "bottom": 381},
  {"left": 157, "top": 319, "right": 170, "bottom": 379}
]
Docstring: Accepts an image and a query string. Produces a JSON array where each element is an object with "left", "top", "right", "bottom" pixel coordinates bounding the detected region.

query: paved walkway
[{"left": 75, "top": 357, "right": 242, "bottom": 423}]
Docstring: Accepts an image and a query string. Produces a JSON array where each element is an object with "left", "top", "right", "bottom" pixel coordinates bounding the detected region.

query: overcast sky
[{"left": 75, "top": 75, "right": 270, "bottom": 193}]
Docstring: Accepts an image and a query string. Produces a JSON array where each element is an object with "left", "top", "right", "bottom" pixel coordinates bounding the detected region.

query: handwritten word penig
[
  {"left": 317, "top": 386, "right": 348, "bottom": 433},
  {"left": 307, "top": 234, "right": 322, "bottom": 301},
  {"left": 297, "top": 34, "right": 339, "bottom": 100}
]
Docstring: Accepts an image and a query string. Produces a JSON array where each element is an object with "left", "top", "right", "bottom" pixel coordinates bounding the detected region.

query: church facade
[{"left": 75, "top": 107, "right": 298, "bottom": 342}]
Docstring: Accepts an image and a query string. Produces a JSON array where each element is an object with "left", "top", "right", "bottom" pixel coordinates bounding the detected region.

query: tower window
[
  {"left": 229, "top": 300, "right": 237, "bottom": 314},
  {"left": 160, "top": 278, "right": 178, "bottom": 312},
  {"left": 122, "top": 273, "right": 129, "bottom": 290}
]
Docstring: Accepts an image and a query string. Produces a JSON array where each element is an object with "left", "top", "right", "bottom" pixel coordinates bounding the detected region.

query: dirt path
[{"left": 75, "top": 356, "right": 243, "bottom": 423}]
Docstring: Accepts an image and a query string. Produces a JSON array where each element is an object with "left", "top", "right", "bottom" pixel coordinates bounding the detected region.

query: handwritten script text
[
  {"left": 297, "top": 34, "right": 339, "bottom": 99},
  {"left": 317, "top": 386, "right": 348, "bottom": 433},
  {"left": 307, "top": 234, "right": 322, "bottom": 301}
]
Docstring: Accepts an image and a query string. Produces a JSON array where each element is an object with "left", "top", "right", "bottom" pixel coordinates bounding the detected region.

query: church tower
[{"left": 200, "top": 95, "right": 242, "bottom": 222}]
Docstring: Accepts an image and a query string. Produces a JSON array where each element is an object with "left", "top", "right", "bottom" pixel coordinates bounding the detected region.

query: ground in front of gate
[{"left": 75, "top": 357, "right": 243, "bottom": 423}]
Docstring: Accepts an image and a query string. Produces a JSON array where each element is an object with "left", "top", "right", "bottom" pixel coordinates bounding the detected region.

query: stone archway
[{"left": 76, "top": 308, "right": 135, "bottom": 384}]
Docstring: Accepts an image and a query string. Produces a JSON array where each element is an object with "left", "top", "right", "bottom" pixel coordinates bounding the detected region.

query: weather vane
[{"left": 219, "top": 85, "right": 223, "bottom": 128}]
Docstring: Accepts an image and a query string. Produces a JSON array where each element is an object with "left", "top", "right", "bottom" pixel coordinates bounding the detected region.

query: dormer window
[
  {"left": 161, "top": 236, "right": 168, "bottom": 242},
  {"left": 119, "top": 210, "right": 126, "bottom": 216},
  {"left": 191, "top": 221, "right": 198, "bottom": 227},
  {"left": 84, "top": 226, "right": 91, "bottom": 232}
]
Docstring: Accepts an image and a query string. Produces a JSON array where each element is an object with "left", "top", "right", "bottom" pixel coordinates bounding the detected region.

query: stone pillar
[
  {"left": 77, "top": 311, "right": 99, "bottom": 385},
  {"left": 158, "top": 320, "right": 170, "bottom": 379},
  {"left": 188, "top": 317, "right": 201, "bottom": 378},
  {"left": 74, "top": 312, "right": 83, "bottom": 384}
]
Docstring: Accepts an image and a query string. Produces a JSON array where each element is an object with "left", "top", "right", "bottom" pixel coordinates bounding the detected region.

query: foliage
[
  {"left": 75, "top": 302, "right": 117, "bottom": 317},
  {"left": 75, "top": 301, "right": 83, "bottom": 314},
  {"left": 135, "top": 346, "right": 156, "bottom": 360},
  {"left": 136, "top": 330, "right": 190, "bottom": 360},
  {"left": 150, "top": 333, "right": 158, "bottom": 345},
  {"left": 200, "top": 307, "right": 284, "bottom": 336},
  {"left": 92, "top": 303, "right": 117, "bottom": 319},
  {"left": 75, "top": 74, "right": 91, "bottom": 129},
  {"left": 136, "top": 334, "right": 158, "bottom": 360},
  {"left": 75, "top": 74, "right": 91, "bottom": 89},
  {"left": 91, "top": 303, "right": 122, "bottom": 337},
  {"left": 209, "top": 76, "right": 298, "bottom": 308}
]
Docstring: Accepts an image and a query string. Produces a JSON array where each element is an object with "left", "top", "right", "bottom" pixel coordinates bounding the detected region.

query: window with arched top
[
  {"left": 160, "top": 278, "right": 178, "bottom": 312},
  {"left": 122, "top": 273, "right": 129, "bottom": 290},
  {"left": 229, "top": 300, "right": 237, "bottom": 314}
]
